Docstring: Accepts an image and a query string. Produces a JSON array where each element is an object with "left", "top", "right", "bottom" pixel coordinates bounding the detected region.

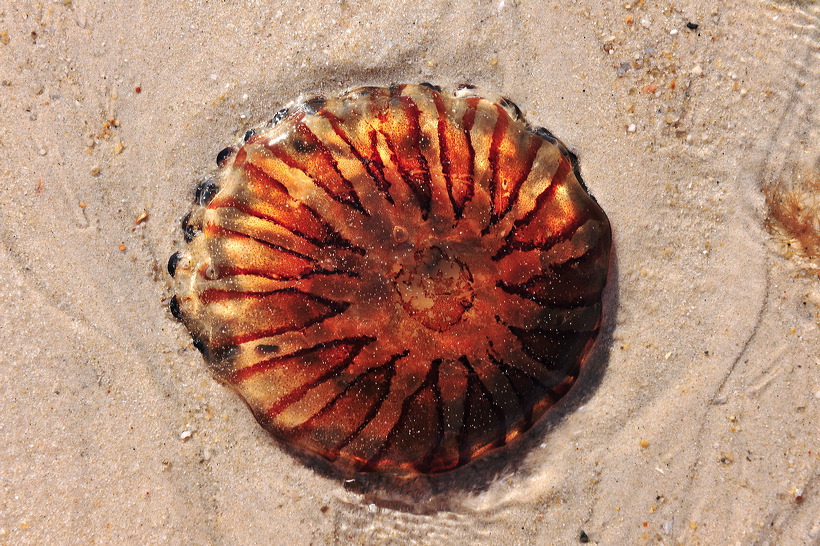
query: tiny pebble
[
  {"left": 90, "top": 166, "right": 101, "bottom": 176},
  {"left": 686, "top": 22, "right": 699, "bottom": 30},
  {"left": 670, "top": 29, "right": 678, "bottom": 35},
  {"left": 739, "top": 88, "right": 748, "bottom": 96},
  {"left": 628, "top": 123, "right": 637, "bottom": 133},
  {"left": 38, "top": 148, "right": 47, "bottom": 156},
  {"left": 640, "top": 17, "right": 651, "bottom": 28},
  {"left": 691, "top": 65, "right": 703, "bottom": 76},
  {"left": 180, "top": 430, "right": 192, "bottom": 440}
]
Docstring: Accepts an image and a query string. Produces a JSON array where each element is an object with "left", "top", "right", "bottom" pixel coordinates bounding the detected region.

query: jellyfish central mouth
[{"left": 392, "top": 246, "right": 475, "bottom": 332}]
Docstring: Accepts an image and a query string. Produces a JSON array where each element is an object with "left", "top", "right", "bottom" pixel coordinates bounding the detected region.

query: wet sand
[{"left": 0, "top": 0, "right": 818, "bottom": 543}]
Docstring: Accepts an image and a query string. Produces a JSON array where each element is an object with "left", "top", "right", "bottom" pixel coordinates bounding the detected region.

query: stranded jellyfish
[{"left": 168, "top": 84, "right": 611, "bottom": 475}]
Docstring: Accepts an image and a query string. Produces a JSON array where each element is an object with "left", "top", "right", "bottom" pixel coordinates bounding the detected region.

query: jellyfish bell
[{"left": 169, "top": 84, "right": 611, "bottom": 476}]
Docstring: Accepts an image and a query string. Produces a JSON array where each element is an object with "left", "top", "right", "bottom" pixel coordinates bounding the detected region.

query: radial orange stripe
[
  {"left": 492, "top": 158, "right": 575, "bottom": 260},
  {"left": 228, "top": 337, "right": 373, "bottom": 386},
  {"left": 199, "top": 287, "right": 350, "bottom": 346},
  {"left": 455, "top": 356, "right": 507, "bottom": 466},
  {"left": 222, "top": 163, "right": 365, "bottom": 254},
  {"left": 263, "top": 338, "right": 373, "bottom": 418},
  {"left": 377, "top": 91, "right": 433, "bottom": 219},
  {"left": 433, "top": 90, "right": 475, "bottom": 220},
  {"left": 485, "top": 109, "right": 542, "bottom": 229},
  {"left": 265, "top": 117, "right": 368, "bottom": 215},
  {"left": 289, "top": 351, "right": 408, "bottom": 460},
  {"left": 360, "top": 358, "right": 444, "bottom": 472},
  {"left": 320, "top": 110, "right": 394, "bottom": 204}
]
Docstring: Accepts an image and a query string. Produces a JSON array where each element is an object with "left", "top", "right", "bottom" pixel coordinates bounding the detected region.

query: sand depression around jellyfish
[{"left": 168, "top": 83, "right": 612, "bottom": 476}]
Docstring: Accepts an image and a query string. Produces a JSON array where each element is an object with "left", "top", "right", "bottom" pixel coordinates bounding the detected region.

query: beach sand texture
[{"left": 0, "top": 0, "right": 818, "bottom": 543}]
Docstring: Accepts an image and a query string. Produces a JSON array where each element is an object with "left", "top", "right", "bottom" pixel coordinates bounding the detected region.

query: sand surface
[{"left": 1, "top": 0, "right": 818, "bottom": 543}]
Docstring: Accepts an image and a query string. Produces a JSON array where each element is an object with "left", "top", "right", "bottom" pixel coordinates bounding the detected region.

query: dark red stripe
[
  {"left": 488, "top": 354, "right": 560, "bottom": 426},
  {"left": 265, "top": 117, "right": 368, "bottom": 215},
  {"left": 198, "top": 286, "right": 344, "bottom": 306},
  {"left": 488, "top": 353, "right": 559, "bottom": 398},
  {"left": 286, "top": 351, "right": 407, "bottom": 460},
  {"left": 462, "top": 97, "right": 480, "bottom": 131},
  {"left": 497, "top": 280, "right": 602, "bottom": 308},
  {"left": 200, "top": 225, "right": 359, "bottom": 280},
  {"left": 456, "top": 356, "right": 507, "bottom": 467},
  {"left": 203, "top": 224, "right": 317, "bottom": 262},
  {"left": 496, "top": 243, "right": 607, "bottom": 307},
  {"left": 491, "top": 158, "right": 574, "bottom": 261},
  {"left": 226, "top": 195, "right": 365, "bottom": 255},
  {"left": 214, "top": 163, "right": 365, "bottom": 255},
  {"left": 328, "top": 352, "right": 407, "bottom": 456},
  {"left": 484, "top": 107, "right": 542, "bottom": 232},
  {"left": 360, "top": 357, "right": 442, "bottom": 472},
  {"left": 230, "top": 336, "right": 373, "bottom": 385},
  {"left": 378, "top": 90, "right": 433, "bottom": 219},
  {"left": 418, "top": 358, "right": 446, "bottom": 471},
  {"left": 433, "top": 90, "right": 475, "bottom": 220},
  {"left": 199, "top": 287, "right": 350, "bottom": 346},
  {"left": 207, "top": 264, "right": 357, "bottom": 283},
  {"left": 485, "top": 106, "right": 509, "bottom": 229},
  {"left": 506, "top": 325, "right": 590, "bottom": 374},
  {"left": 320, "top": 110, "right": 394, "bottom": 204},
  {"left": 263, "top": 338, "right": 373, "bottom": 418}
]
